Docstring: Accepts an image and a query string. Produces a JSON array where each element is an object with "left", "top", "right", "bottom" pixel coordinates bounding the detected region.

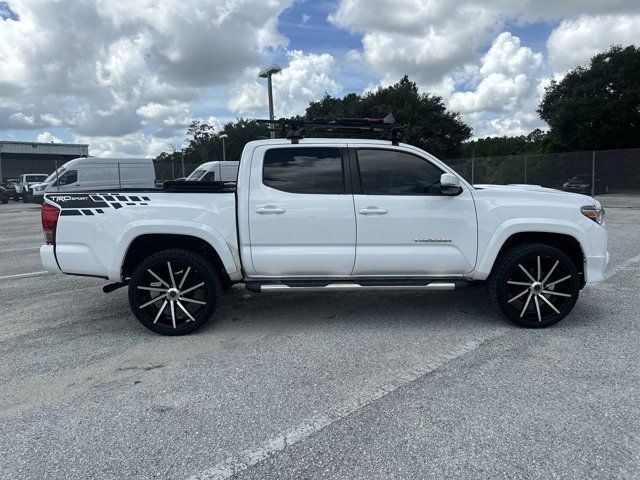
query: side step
[{"left": 246, "top": 280, "right": 466, "bottom": 293}]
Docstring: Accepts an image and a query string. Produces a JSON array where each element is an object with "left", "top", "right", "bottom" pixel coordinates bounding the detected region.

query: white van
[
  {"left": 29, "top": 157, "right": 156, "bottom": 203},
  {"left": 186, "top": 161, "right": 239, "bottom": 182}
]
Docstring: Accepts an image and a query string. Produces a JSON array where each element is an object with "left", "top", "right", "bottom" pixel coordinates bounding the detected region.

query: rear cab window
[{"left": 263, "top": 147, "right": 345, "bottom": 194}]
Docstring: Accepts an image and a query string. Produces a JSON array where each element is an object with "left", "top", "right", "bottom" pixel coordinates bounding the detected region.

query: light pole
[
  {"left": 220, "top": 133, "right": 228, "bottom": 161},
  {"left": 181, "top": 149, "right": 185, "bottom": 178},
  {"left": 258, "top": 64, "right": 282, "bottom": 139}
]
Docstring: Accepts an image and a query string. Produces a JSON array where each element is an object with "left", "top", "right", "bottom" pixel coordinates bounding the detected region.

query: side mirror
[{"left": 440, "top": 173, "right": 462, "bottom": 195}]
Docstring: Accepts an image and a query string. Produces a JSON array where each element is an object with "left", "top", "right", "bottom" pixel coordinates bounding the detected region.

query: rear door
[
  {"left": 247, "top": 144, "right": 356, "bottom": 277},
  {"left": 351, "top": 146, "right": 477, "bottom": 276}
]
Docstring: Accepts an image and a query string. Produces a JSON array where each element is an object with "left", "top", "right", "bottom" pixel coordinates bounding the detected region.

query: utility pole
[
  {"left": 181, "top": 150, "right": 185, "bottom": 178},
  {"left": 591, "top": 150, "right": 596, "bottom": 197},
  {"left": 220, "top": 134, "right": 228, "bottom": 161},
  {"left": 258, "top": 64, "right": 282, "bottom": 139},
  {"left": 471, "top": 148, "right": 475, "bottom": 185}
]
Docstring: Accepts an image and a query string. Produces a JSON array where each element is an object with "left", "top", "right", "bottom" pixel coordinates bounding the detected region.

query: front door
[
  {"left": 351, "top": 147, "right": 477, "bottom": 276},
  {"left": 248, "top": 145, "right": 356, "bottom": 277}
]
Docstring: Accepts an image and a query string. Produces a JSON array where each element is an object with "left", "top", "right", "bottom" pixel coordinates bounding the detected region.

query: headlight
[
  {"left": 581, "top": 205, "right": 605, "bottom": 225},
  {"left": 36, "top": 185, "right": 45, "bottom": 191}
]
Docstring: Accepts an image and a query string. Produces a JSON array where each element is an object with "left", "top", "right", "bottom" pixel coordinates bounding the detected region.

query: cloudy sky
[{"left": 1, "top": 0, "right": 639, "bottom": 157}]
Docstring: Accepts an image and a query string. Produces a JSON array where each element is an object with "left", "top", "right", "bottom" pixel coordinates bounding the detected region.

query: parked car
[
  {"left": 28, "top": 157, "right": 156, "bottom": 203},
  {"left": 0, "top": 186, "right": 8, "bottom": 204},
  {"left": 15, "top": 174, "right": 48, "bottom": 201},
  {"left": 40, "top": 120, "right": 608, "bottom": 336},
  {"left": 1, "top": 179, "right": 18, "bottom": 200},
  {"left": 185, "top": 161, "right": 239, "bottom": 182},
  {"left": 562, "top": 174, "right": 608, "bottom": 195}
]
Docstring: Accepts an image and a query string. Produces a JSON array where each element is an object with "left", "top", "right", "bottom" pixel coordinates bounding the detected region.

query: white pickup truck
[{"left": 40, "top": 137, "right": 608, "bottom": 335}]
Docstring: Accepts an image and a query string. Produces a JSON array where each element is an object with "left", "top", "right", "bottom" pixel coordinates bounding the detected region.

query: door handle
[
  {"left": 358, "top": 206, "right": 388, "bottom": 215},
  {"left": 256, "top": 205, "right": 286, "bottom": 214}
]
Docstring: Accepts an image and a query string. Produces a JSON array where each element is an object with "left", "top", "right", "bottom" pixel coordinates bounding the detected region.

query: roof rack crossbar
[{"left": 255, "top": 114, "right": 403, "bottom": 145}]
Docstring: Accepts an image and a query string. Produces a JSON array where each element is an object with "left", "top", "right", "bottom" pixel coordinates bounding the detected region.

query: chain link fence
[
  {"left": 153, "top": 162, "right": 202, "bottom": 182},
  {"left": 442, "top": 148, "right": 640, "bottom": 195}
]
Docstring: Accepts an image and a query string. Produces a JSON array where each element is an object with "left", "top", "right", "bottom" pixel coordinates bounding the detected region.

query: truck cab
[{"left": 15, "top": 174, "right": 48, "bottom": 201}]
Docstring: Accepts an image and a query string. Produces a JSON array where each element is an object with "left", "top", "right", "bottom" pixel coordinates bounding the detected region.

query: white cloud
[
  {"left": 0, "top": 0, "right": 293, "bottom": 153},
  {"left": 449, "top": 33, "right": 542, "bottom": 115},
  {"left": 330, "top": 0, "right": 500, "bottom": 85},
  {"left": 547, "top": 14, "right": 640, "bottom": 72},
  {"left": 228, "top": 50, "right": 340, "bottom": 117},
  {"left": 2, "top": 0, "right": 640, "bottom": 151},
  {"left": 444, "top": 33, "right": 546, "bottom": 138},
  {"left": 35, "top": 131, "right": 63, "bottom": 143},
  {"left": 7, "top": 112, "right": 36, "bottom": 127}
]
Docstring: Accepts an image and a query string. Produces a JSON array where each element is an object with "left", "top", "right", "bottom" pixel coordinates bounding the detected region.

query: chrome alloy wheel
[
  {"left": 135, "top": 260, "right": 208, "bottom": 330},
  {"left": 505, "top": 255, "right": 575, "bottom": 323}
]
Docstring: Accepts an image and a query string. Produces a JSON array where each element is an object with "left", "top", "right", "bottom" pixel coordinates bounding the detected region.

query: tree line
[{"left": 156, "top": 45, "right": 640, "bottom": 168}]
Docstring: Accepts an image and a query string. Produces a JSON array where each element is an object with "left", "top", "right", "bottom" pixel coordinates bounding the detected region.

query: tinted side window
[
  {"left": 357, "top": 149, "right": 444, "bottom": 195},
  {"left": 58, "top": 170, "right": 78, "bottom": 186},
  {"left": 263, "top": 148, "right": 344, "bottom": 194}
]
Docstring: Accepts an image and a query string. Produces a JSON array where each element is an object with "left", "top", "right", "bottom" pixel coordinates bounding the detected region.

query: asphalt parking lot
[{"left": 1, "top": 196, "right": 640, "bottom": 479}]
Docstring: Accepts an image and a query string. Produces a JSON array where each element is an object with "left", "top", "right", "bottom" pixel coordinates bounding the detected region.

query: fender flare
[
  {"left": 109, "top": 220, "right": 239, "bottom": 281},
  {"left": 473, "top": 219, "right": 586, "bottom": 280}
]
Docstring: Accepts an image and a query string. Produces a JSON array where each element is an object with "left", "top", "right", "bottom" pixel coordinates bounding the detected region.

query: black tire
[
  {"left": 1, "top": 197, "right": 7, "bottom": 204},
  {"left": 128, "top": 249, "right": 220, "bottom": 335},
  {"left": 22, "top": 194, "right": 29, "bottom": 203},
  {"left": 489, "top": 243, "right": 580, "bottom": 328}
]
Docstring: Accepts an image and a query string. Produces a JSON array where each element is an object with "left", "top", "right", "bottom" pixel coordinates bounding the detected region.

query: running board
[{"left": 246, "top": 281, "right": 464, "bottom": 293}]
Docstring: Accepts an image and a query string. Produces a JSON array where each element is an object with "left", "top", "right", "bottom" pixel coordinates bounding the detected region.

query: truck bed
[{"left": 43, "top": 188, "right": 240, "bottom": 281}]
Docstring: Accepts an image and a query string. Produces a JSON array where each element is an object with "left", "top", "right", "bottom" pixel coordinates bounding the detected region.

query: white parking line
[
  {"left": 185, "top": 332, "right": 504, "bottom": 480},
  {"left": 0, "top": 246, "right": 42, "bottom": 254},
  {"left": 604, "top": 253, "right": 640, "bottom": 280},
  {"left": 0, "top": 271, "right": 50, "bottom": 281}
]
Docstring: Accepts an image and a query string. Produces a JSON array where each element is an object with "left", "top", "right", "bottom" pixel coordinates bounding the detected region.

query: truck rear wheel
[
  {"left": 128, "top": 249, "right": 220, "bottom": 335},
  {"left": 489, "top": 244, "right": 580, "bottom": 328}
]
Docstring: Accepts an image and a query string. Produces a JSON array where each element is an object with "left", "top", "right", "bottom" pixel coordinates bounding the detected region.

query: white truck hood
[{"left": 474, "top": 184, "right": 598, "bottom": 206}]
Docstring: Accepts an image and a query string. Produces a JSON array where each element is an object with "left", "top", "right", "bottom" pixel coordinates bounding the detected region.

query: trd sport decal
[{"left": 45, "top": 193, "right": 151, "bottom": 216}]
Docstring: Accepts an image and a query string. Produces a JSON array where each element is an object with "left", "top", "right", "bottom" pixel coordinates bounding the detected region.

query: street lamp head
[
  {"left": 219, "top": 133, "right": 229, "bottom": 139},
  {"left": 258, "top": 64, "right": 282, "bottom": 78}
]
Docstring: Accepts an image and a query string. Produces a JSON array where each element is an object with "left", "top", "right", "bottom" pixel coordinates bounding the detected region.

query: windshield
[
  {"left": 44, "top": 168, "right": 66, "bottom": 183},
  {"left": 26, "top": 175, "right": 48, "bottom": 182},
  {"left": 186, "top": 168, "right": 207, "bottom": 181},
  {"left": 570, "top": 175, "right": 590, "bottom": 183}
]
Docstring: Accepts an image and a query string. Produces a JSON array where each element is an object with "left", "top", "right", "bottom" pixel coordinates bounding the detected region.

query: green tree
[
  {"left": 306, "top": 76, "right": 471, "bottom": 158},
  {"left": 538, "top": 45, "right": 640, "bottom": 151},
  {"left": 461, "top": 129, "right": 548, "bottom": 157},
  {"left": 155, "top": 119, "right": 270, "bottom": 171},
  {"left": 155, "top": 76, "right": 471, "bottom": 168}
]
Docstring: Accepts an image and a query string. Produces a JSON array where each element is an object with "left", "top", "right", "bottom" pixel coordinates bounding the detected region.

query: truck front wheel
[
  {"left": 128, "top": 249, "right": 220, "bottom": 335},
  {"left": 489, "top": 244, "right": 580, "bottom": 328}
]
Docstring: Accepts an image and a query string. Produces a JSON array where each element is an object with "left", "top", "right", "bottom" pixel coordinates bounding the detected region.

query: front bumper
[
  {"left": 40, "top": 245, "right": 61, "bottom": 273},
  {"left": 585, "top": 251, "right": 609, "bottom": 284}
]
